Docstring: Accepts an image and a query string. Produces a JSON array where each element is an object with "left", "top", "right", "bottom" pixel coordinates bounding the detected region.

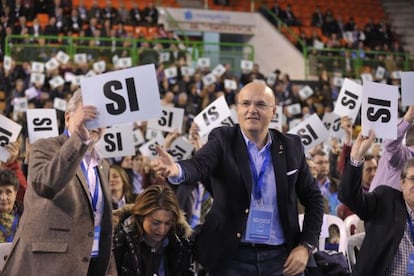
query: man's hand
[
  {"left": 5, "top": 141, "right": 20, "bottom": 164},
  {"left": 71, "top": 105, "right": 98, "bottom": 142},
  {"left": 351, "top": 130, "right": 376, "bottom": 161},
  {"left": 340, "top": 116, "right": 353, "bottom": 145},
  {"left": 283, "top": 245, "right": 310, "bottom": 275},
  {"left": 404, "top": 106, "right": 414, "bottom": 123},
  {"left": 151, "top": 145, "right": 179, "bottom": 178}
]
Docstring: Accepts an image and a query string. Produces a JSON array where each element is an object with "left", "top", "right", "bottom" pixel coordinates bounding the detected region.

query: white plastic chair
[
  {"left": 344, "top": 214, "right": 364, "bottom": 237},
  {"left": 346, "top": 232, "right": 365, "bottom": 272},
  {"left": 298, "top": 214, "right": 347, "bottom": 255},
  {"left": 0, "top": 242, "right": 12, "bottom": 271}
]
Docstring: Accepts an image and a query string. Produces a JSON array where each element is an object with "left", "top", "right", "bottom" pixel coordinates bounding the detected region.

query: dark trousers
[{"left": 209, "top": 244, "right": 303, "bottom": 276}]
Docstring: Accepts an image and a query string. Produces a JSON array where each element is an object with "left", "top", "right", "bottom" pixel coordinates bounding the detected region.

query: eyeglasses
[{"left": 237, "top": 101, "right": 275, "bottom": 111}]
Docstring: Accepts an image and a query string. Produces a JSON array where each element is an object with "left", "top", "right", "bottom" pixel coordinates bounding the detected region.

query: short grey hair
[
  {"left": 66, "top": 89, "right": 83, "bottom": 113},
  {"left": 401, "top": 158, "right": 414, "bottom": 179}
]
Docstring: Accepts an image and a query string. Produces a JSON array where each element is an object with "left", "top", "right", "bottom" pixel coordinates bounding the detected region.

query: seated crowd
[{"left": 0, "top": 0, "right": 412, "bottom": 275}]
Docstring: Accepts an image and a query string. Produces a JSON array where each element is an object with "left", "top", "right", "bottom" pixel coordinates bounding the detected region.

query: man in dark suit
[
  {"left": 2, "top": 89, "right": 116, "bottom": 276},
  {"left": 339, "top": 130, "right": 414, "bottom": 275},
  {"left": 153, "top": 82, "right": 324, "bottom": 275}
]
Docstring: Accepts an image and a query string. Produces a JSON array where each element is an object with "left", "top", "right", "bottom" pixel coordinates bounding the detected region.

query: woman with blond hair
[{"left": 113, "top": 184, "right": 194, "bottom": 276}]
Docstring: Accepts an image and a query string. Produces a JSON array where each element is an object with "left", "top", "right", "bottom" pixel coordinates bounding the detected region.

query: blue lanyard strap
[
  {"left": 248, "top": 149, "right": 271, "bottom": 200},
  {"left": 80, "top": 161, "right": 100, "bottom": 212},
  {"left": 0, "top": 214, "right": 19, "bottom": 242},
  {"left": 406, "top": 209, "right": 414, "bottom": 245}
]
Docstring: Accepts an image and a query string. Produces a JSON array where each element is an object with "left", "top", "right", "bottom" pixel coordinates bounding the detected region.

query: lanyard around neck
[
  {"left": 248, "top": 149, "right": 271, "bottom": 200},
  {"left": 80, "top": 161, "right": 100, "bottom": 212}
]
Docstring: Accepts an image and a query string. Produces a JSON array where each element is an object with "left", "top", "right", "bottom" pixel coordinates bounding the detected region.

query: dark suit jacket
[
  {"left": 2, "top": 133, "right": 116, "bottom": 276},
  {"left": 338, "top": 161, "right": 406, "bottom": 276},
  {"left": 179, "top": 125, "right": 324, "bottom": 272}
]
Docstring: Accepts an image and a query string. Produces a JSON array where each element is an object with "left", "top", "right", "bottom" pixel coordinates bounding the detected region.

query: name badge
[
  {"left": 91, "top": 226, "right": 101, "bottom": 257},
  {"left": 245, "top": 208, "right": 273, "bottom": 241}
]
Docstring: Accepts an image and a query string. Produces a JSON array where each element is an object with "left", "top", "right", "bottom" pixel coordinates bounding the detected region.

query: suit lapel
[
  {"left": 270, "top": 132, "right": 288, "bottom": 211},
  {"left": 233, "top": 127, "right": 253, "bottom": 201}
]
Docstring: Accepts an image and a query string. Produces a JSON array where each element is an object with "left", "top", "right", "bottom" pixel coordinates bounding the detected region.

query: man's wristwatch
[{"left": 300, "top": 241, "right": 316, "bottom": 255}]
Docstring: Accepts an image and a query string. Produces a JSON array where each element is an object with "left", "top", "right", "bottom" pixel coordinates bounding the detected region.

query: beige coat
[{"left": 2, "top": 133, "right": 117, "bottom": 276}]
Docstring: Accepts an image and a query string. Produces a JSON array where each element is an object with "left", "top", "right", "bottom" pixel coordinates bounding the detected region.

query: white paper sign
[
  {"left": 212, "top": 64, "right": 226, "bottom": 77},
  {"left": 197, "top": 57, "right": 210, "bottom": 68},
  {"left": 167, "top": 136, "right": 194, "bottom": 161},
  {"left": 361, "top": 81, "right": 398, "bottom": 139},
  {"left": 85, "top": 70, "right": 96, "bottom": 78},
  {"left": 96, "top": 124, "right": 136, "bottom": 158},
  {"left": 181, "top": 66, "right": 194, "bottom": 76},
  {"left": 0, "top": 114, "right": 22, "bottom": 162},
  {"left": 375, "top": 66, "right": 386, "bottom": 80},
  {"left": 288, "top": 114, "right": 329, "bottom": 152},
  {"left": 49, "top": 76, "right": 65, "bottom": 89},
  {"left": 333, "top": 78, "right": 363, "bottom": 123},
  {"left": 30, "top": 73, "right": 45, "bottom": 85},
  {"left": 25, "top": 87, "right": 39, "bottom": 100},
  {"left": 81, "top": 64, "right": 162, "bottom": 128},
  {"left": 145, "top": 128, "right": 164, "bottom": 141},
  {"left": 224, "top": 79, "right": 237, "bottom": 90},
  {"left": 74, "top": 53, "right": 87, "bottom": 64},
  {"left": 64, "top": 72, "right": 76, "bottom": 82},
  {"left": 333, "top": 76, "right": 344, "bottom": 87},
  {"left": 220, "top": 106, "right": 238, "bottom": 127},
  {"left": 139, "top": 135, "right": 165, "bottom": 160},
  {"left": 360, "top": 73, "right": 373, "bottom": 83},
  {"left": 240, "top": 60, "right": 253, "bottom": 71},
  {"left": 56, "top": 51, "right": 70, "bottom": 64},
  {"left": 93, "top": 60, "right": 106, "bottom": 73},
  {"left": 45, "top": 58, "right": 59, "bottom": 71},
  {"left": 194, "top": 96, "right": 231, "bottom": 137},
  {"left": 132, "top": 128, "right": 145, "bottom": 146},
  {"left": 392, "top": 71, "right": 402, "bottom": 80},
  {"left": 26, "top": 109, "right": 59, "bottom": 143},
  {"left": 269, "top": 105, "right": 283, "bottom": 131},
  {"left": 286, "top": 103, "right": 301, "bottom": 115},
  {"left": 202, "top": 73, "right": 216, "bottom": 86},
  {"left": 147, "top": 105, "right": 185, "bottom": 133},
  {"left": 401, "top": 72, "right": 414, "bottom": 106},
  {"left": 299, "top": 86, "right": 314, "bottom": 100},
  {"left": 31, "top": 62, "right": 44, "bottom": 73},
  {"left": 72, "top": 75, "right": 83, "bottom": 86},
  {"left": 322, "top": 112, "right": 344, "bottom": 138},
  {"left": 13, "top": 97, "right": 28, "bottom": 112},
  {"left": 53, "top": 97, "right": 67, "bottom": 111},
  {"left": 267, "top": 73, "right": 277, "bottom": 86},
  {"left": 159, "top": 52, "right": 170, "bottom": 63},
  {"left": 117, "top": 57, "right": 132, "bottom": 68},
  {"left": 164, "top": 66, "right": 177, "bottom": 78},
  {"left": 3, "top": 56, "right": 11, "bottom": 71}
]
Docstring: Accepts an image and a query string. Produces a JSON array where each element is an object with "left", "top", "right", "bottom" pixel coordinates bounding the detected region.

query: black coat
[
  {"left": 178, "top": 125, "right": 324, "bottom": 272},
  {"left": 113, "top": 212, "right": 194, "bottom": 276}
]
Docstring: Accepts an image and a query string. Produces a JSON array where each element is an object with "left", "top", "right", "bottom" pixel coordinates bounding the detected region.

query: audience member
[
  {"left": 152, "top": 82, "right": 323, "bottom": 275},
  {"left": 0, "top": 168, "right": 22, "bottom": 243},
  {"left": 1, "top": 89, "right": 116, "bottom": 275},
  {"left": 339, "top": 130, "right": 414, "bottom": 275},
  {"left": 110, "top": 164, "right": 136, "bottom": 210},
  {"left": 370, "top": 106, "right": 414, "bottom": 192},
  {"left": 113, "top": 184, "right": 193, "bottom": 275}
]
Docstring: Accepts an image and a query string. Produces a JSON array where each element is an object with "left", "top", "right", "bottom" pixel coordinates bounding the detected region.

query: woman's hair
[
  {"left": 110, "top": 164, "right": 134, "bottom": 203},
  {"left": 132, "top": 185, "right": 180, "bottom": 236},
  {"left": 0, "top": 169, "right": 19, "bottom": 191}
]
